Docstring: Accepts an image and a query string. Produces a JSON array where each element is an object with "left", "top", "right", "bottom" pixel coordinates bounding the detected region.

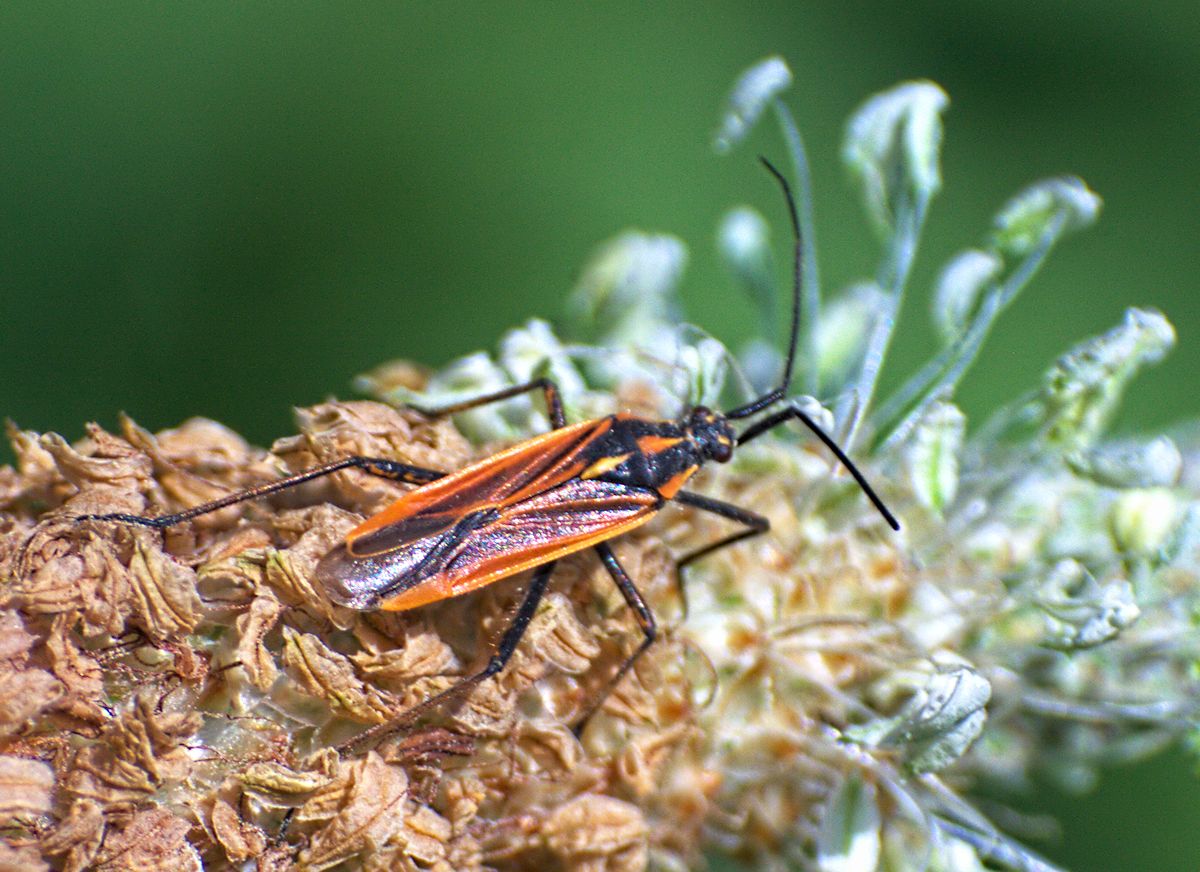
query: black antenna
[
  {"left": 724, "top": 158, "right": 900, "bottom": 532},
  {"left": 724, "top": 156, "right": 803, "bottom": 421}
]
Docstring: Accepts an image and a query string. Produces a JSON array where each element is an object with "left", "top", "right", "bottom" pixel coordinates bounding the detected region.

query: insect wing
[
  {"left": 346, "top": 416, "right": 614, "bottom": 548},
  {"left": 413, "top": 476, "right": 661, "bottom": 607},
  {"left": 317, "top": 417, "right": 644, "bottom": 610}
]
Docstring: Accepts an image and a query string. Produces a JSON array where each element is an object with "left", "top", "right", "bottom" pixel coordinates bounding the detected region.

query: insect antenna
[
  {"left": 726, "top": 157, "right": 901, "bottom": 532},
  {"left": 724, "top": 156, "right": 802, "bottom": 421}
]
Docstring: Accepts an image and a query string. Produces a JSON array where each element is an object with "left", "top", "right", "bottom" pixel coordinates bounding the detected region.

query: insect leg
[
  {"left": 737, "top": 402, "right": 900, "bottom": 531},
  {"left": 573, "top": 542, "right": 657, "bottom": 736},
  {"left": 336, "top": 560, "right": 557, "bottom": 754},
  {"left": 76, "top": 456, "right": 446, "bottom": 529},
  {"left": 671, "top": 489, "right": 769, "bottom": 616},
  {"left": 408, "top": 377, "right": 566, "bottom": 428}
]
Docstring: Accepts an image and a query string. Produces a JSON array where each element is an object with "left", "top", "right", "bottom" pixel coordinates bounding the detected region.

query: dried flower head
[{"left": 2, "top": 58, "right": 1198, "bottom": 872}]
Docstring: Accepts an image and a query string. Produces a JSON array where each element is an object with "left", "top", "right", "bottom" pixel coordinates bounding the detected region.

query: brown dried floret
[
  {"left": 12, "top": 519, "right": 135, "bottom": 637},
  {"left": 364, "top": 802, "right": 456, "bottom": 872},
  {"left": 118, "top": 414, "right": 277, "bottom": 527},
  {"left": 239, "top": 750, "right": 339, "bottom": 809},
  {"left": 64, "top": 691, "right": 201, "bottom": 808},
  {"left": 0, "top": 612, "right": 64, "bottom": 738},
  {"left": 510, "top": 590, "right": 602, "bottom": 679},
  {"left": 44, "top": 614, "right": 106, "bottom": 725},
  {"left": 210, "top": 797, "right": 268, "bottom": 864},
  {"left": 125, "top": 538, "right": 202, "bottom": 641},
  {"left": 543, "top": 795, "right": 649, "bottom": 872},
  {"left": 91, "top": 807, "right": 201, "bottom": 872},
  {"left": 2, "top": 420, "right": 62, "bottom": 511},
  {"left": 40, "top": 426, "right": 154, "bottom": 508},
  {"left": 232, "top": 592, "right": 285, "bottom": 689},
  {"left": 280, "top": 628, "right": 398, "bottom": 725},
  {"left": 0, "top": 756, "right": 54, "bottom": 821},
  {"left": 38, "top": 799, "right": 105, "bottom": 872},
  {"left": 273, "top": 401, "right": 471, "bottom": 513},
  {"left": 351, "top": 622, "right": 458, "bottom": 691},
  {"left": 295, "top": 752, "right": 431, "bottom": 871},
  {"left": 262, "top": 506, "right": 360, "bottom": 625}
]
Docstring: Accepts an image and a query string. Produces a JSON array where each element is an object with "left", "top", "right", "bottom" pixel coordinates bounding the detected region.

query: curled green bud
[
  {"left": 905, "top": 401, "right": 966, "bottom": 515},
  {"left": 713, "top": 56, "right": 793, "bottom": 154},
  {"left": 842, "top": 80, "right": 948, "bottom": 235},
  {"left": 1035, "top": 559, "right": 1140, "bottom": 649},
  {"left": 932, "top": 249, "right": 1003, "bottom": 343},
  {"left": 848, "top": 663, "right": 991, "bottom": 775},
  {"left": 992, "top": 176, "right": 1101, "bottom": 258},
  {"left": 566, "top": 231, "right": 686, "bottom": 347},
  {"left": 1043, "top": 308, "right": 1175, "bottom": 448},
  {"left": 1111, "top": 487, "right": 1182, "bottom": 555},
  {"left": 1068, "top": 435, "right": 1183, "bottom": 489}
]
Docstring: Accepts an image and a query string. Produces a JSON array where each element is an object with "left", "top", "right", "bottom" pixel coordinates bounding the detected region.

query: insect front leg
[
  {"left": 408, "top": 377, "right": 566, "bottom": 429},
  {"left": 76, "top": 455, "right": 447, "bottom": 529},
  {"left": 572, "top": 542, "right": 658, "bottom": 736},
  {"left": 671, "top": 490, "right": 769, "bottom": 617},
  {"left": 335, "top": 560, "right": 558, "bottom": 754}
]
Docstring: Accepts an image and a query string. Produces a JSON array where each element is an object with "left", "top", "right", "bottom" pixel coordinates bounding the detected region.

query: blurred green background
[{"left": 2, "top": 3, "right": 1196, "bottom": 869}]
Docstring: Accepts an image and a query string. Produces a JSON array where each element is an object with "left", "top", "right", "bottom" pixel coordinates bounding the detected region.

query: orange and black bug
[{"left": 80, "top": 159, "right": 899, "bottom": 750}]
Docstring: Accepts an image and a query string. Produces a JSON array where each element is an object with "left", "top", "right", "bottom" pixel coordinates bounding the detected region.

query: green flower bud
[
  {"left": 1035, "top": 559, "right": 1140, "bottom": 649},
  {"left": 1111, "top": 487, "right": 1182, "bottom": 555},
  {"left": 566, "top": 231, "right": 686, "bottom": 347},
  {"left": 1043, "top": 308, "right": 1175, "bottom": 449},
  {"left": 905, "top": 401, "right": 966, "bottom": 515},
  {"left": 817, "top": 283, "right": 885, "bottom": 390},
  {"left": 849, "top": 663, "right": 992, "bottom": 775},
  {"left": 932, "top": 249, "right": 1002, "bottom": 343},
  {"left": 992, "top": 176, "right": 1101, "bottom": 258},
  {"left": 843, "top": 80, "right": 948, "bottom": 235},
  {"left": 1067, "top": 435, "right": 1182, "bottom": 488},
  {"left": 713, "top": 56, "right": 792, "bottom": 154}
]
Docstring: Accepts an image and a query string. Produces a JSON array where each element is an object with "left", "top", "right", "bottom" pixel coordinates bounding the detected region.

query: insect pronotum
[{"left": 81, "top": 159, "right": 900, "bottom": 752}]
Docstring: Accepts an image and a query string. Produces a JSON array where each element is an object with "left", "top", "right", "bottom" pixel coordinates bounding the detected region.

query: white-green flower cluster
[{"left": 363, "top": 59, "right": 1198, "bottom": 872}]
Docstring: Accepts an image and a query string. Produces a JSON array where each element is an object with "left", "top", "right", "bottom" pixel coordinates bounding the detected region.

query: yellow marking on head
[
  {"left": 580, "top": 452, "right": 632, "bottom": 479},
  {"left": 636, "top": 435, "right": 683, "bottom": 455}
]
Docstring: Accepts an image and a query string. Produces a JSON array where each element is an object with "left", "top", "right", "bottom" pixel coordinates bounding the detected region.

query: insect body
[
  {"left": 81, "top": 160, "right": 899, "bottom": 750},
  {"left": 318, "top": 408, "right": 731, "bottom": 613}
]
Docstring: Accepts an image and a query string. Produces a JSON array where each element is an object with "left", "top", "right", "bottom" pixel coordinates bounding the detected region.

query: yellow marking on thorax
[
  {"left": 657, "top": 465, "right": 698, "bottom": 499},
  {"left": 580, "top": 452, "right": 632, "bottom": 480},
  {"left": 636, "top": 434, "right": 683, "bottom": 455}
]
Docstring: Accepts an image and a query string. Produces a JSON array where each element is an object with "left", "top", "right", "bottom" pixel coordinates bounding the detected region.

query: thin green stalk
[
  {"left": 838, "top": 186, "right": 930, "bottom": 453},
  {"left": 873, "top": 212, "right": 1067, "bottom": 452}
]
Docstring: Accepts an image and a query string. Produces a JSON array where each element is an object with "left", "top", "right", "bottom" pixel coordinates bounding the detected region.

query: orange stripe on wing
[
  {"left": 347, "top": 417, "right": 613, "bottom": 546},
  {"left": 378, "top": 510, "right": 657, "bottom": 611},
  {"left": 378, "top": 477, "right": 662, "bottom": 611}
]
